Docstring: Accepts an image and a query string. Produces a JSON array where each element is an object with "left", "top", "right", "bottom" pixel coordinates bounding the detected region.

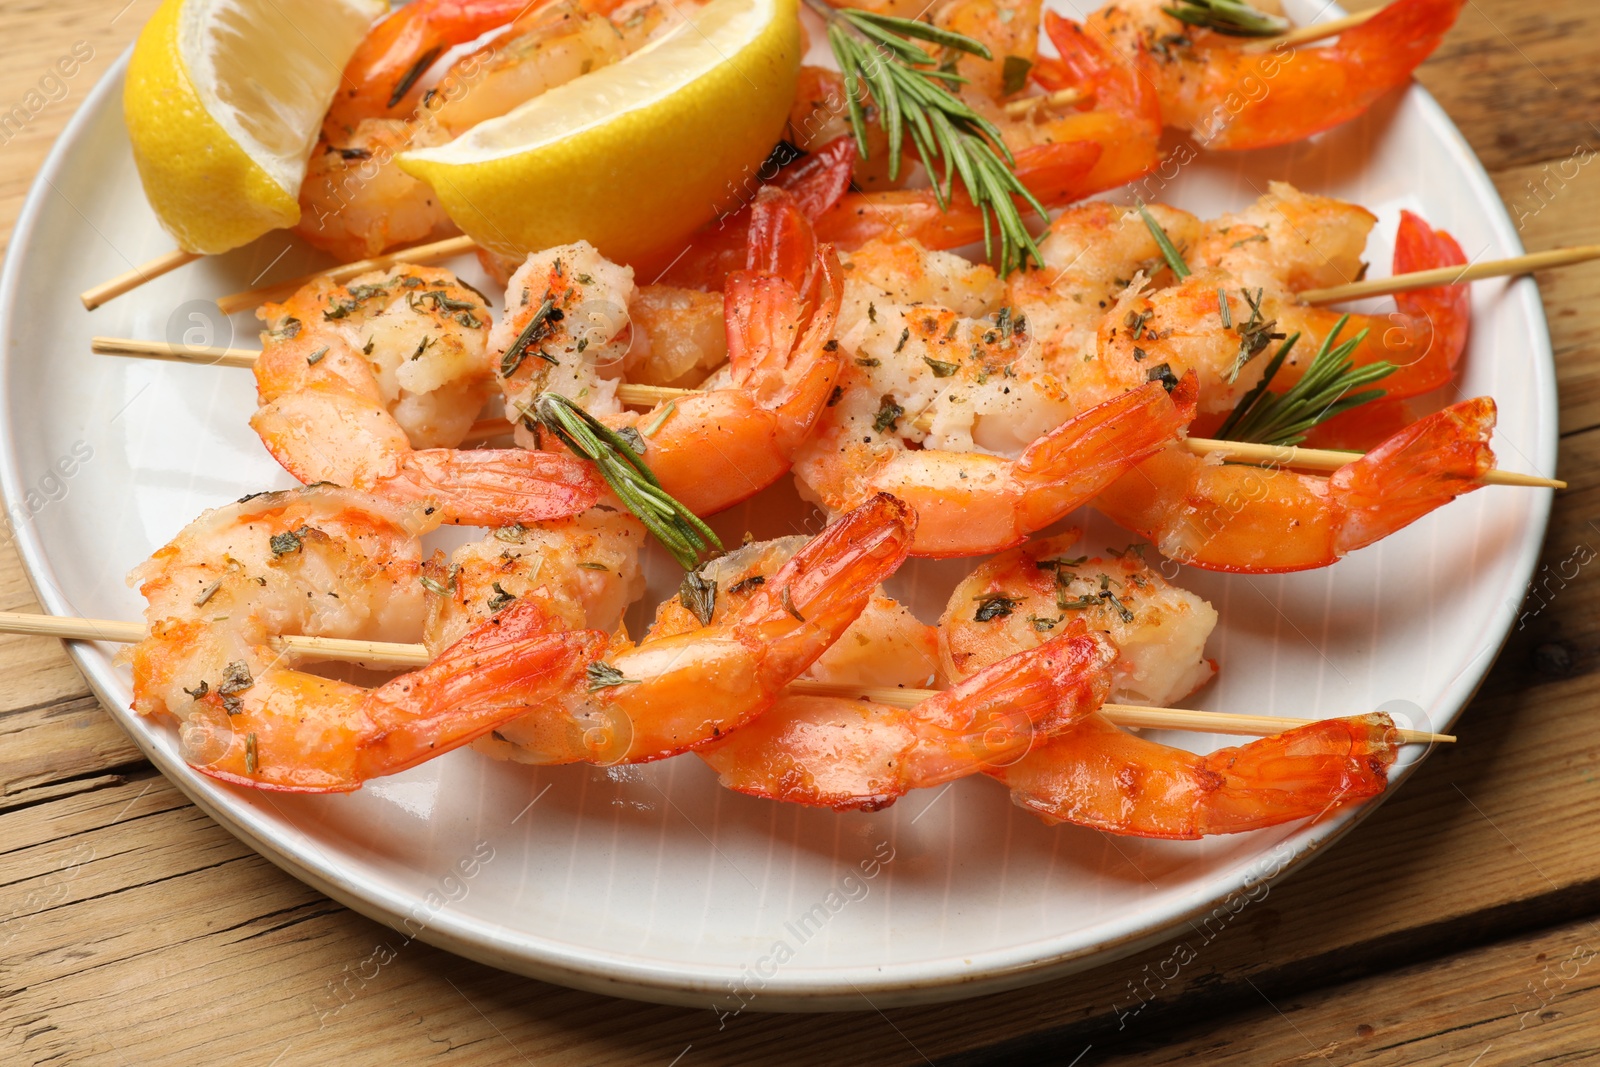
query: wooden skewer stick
[
  {"left": 1302, "top": 244, "right": 1600, "bottom": 305},
  {"left": 1247, "top": 7, "right": 1381, "bottom": 51},
  {"left": 214, "top": 234, "right": 479, "bottom": 316},
  {"left": 92, "top": 336, "right": 257, "bottom": 369},
  {"left": 1186, "top": 437, "right": 1565, "bottom": 489},
  {"left": 0, "top": 612, "right": 433, "bottom": 667},
  {"left": 786, "top": 680, "right": 1451, "bottom": 744},
  {"left": 88, "top": 337, "right": 1563, "bottom": 488},
  {"left": 1002, "top": 87, "right": 1085, "bottom": 119},
  {"left": 195, "top": 242, "right": 1600, "bottom": 317},
  {"left": 80, "top": 250, "right": 204, "bottom": 311},
  {"left": 0, "top": 611, "right": 1451, "bottom": 743}
]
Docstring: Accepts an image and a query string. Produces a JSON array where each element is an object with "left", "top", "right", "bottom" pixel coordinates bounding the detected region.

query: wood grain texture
[{"left": 1, "top": 0, "right": 1598, "bottom": 1064}]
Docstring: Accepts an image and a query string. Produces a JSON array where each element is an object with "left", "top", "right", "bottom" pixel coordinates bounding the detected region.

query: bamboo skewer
[
  {"left": 90, "top": 337, "right": 1564, "bottom": 489},
  {"left": 214, "top": 234, "right": 479, "bottom": 315},
  {"left": 1302, "top": 244, "right": 1600, "bottom": 305},
  {"left": 786, "top": 680, "right": 1451, "bottom": 743},
  {"left": 92, "top": 337, "right": 257, "bottom": 369},
  {"left": 86, "top": 220, "right": 1600, "bottom": 318},
  {"left": 0, "top": 611, "right": 1451, "bottom": 743},
  {"left": 1185, "top": 438, "right": 1564, "bottom": 488},
  {"left": 0, "top": 612, "right": 433, "bottom": 667},
  {"left": 1003, "top": 87, "right": 1085, "bottom": 119},
  {"left": 212, "top": 242, "right": 1600, "bottom": 319},
  {"left": 80, "top": 249, "right": 203, "bottom": 311},
  {"left": 1249, "top": 7, "right": 1382, "bottom": 51}
]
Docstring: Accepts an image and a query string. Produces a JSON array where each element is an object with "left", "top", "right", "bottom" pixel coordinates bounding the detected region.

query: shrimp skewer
[
  {"left": 1086, "top": 0, "right": 1466, "bottom": 152},
  {"left": 1094, "top": 397, "right": 1497, "bottom": 573},
  {"left": 251, "top": 263, "right": 603, "bottom": 525},
  {"left": 989, "top": 711, "right": 1399, "bottom": 838},
  {"left": 495, "top": 187, "right": 845, "bottom": 518},
  {"left": 698, "top": 529, "right": 1400, "bottom": 833},
  {"left": 1055, "top": 186, "right": 1471, "bottom": 418},
  {"left": 303, "top": 0, "right": 689, "bottom": 260},
  {"left": 793, "top": 234, "right": 1196, "bottom": 556},
  {"left": 662, "top": 0, "right": 1161, "bottom": 281},
  {"left": 936, "top": 538, "right": 1398, "bottom": 837},
  {"left": 473, "top": 493, "right": 917, "bottom": 766},
  {"left": 126, "top": 484, "right": 607, "bottom": 792},
  {"left": 700, "top": 623, "right": 1117, "bottom": 811}
]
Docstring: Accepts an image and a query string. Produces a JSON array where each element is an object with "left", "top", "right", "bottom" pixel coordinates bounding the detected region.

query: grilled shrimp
[
  {"left": 792, "top": 235, "right": 1195, "bottom": 556},
  {"left": 1086, "top": 0, "right": 1465, "bottom": 151},
  {"left": 126, "top": 485, "right": 600, "bottom": 791},
  {"left": 473, "top": 494, "right": 917, "bottom": 766},
  {"left": 301, "top": 0, "right": 690, "bottom": 260},
  {"left": 494, "top": 188, "right": 845, "bottom": 518},
  {"left": 1094, "top": 397, "right": 1498, "bottom": 573},
  {"left": 252, "top": 263, "right": 601, "bottom": 526}
]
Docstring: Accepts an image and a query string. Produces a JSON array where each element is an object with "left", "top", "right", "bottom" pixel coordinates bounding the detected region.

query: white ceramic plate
[{"left": 0, "top": 1, "right": 1557, "bottom": 1010}]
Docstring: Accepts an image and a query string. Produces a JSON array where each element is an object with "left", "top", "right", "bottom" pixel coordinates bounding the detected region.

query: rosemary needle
[
  {"left": 1214, "top": 315, "right": 1397, "bottom": 446},
  {"left": 1162, "top": 0, "right": 1288, "bottom": 37},
  {"left": 1138, "top": 203, "right": 1191, "bottom": 279},
  {"left": 532, "top": 393, "right": 722, "bottom": 570},
  {"left": 809, "top": 0, "right": 1048, "bottom": 275}
]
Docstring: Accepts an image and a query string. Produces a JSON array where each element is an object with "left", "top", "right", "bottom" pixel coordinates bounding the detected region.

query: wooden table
[{"left": 4, "top": 1, "right": 1599, "bottom": 1063}]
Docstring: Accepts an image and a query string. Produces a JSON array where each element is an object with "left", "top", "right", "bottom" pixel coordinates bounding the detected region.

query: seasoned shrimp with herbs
[
  {"left": 253, "top": 263, "right": 602, "bottom": 526},
  {"left": 1040, "top": 185, "right": 1469, "bottom": 418},
  {"left": 301, "top": 0, "right": 695, "bottom": 259},
  {"left": 793, "top": 235, "right": 1195, "bottom": 556},
  {"left": 496, "top": 188, "right": 845, "bottom": 518},
  {"left": 125, "top": 485, "right": 601, "bottom": 792},
  {"left": 1085, "top": 0, "right": 1464, "bottom": 152},
  {"left": 421, "top": 507, "right": 646, "bottom": 656},
  {"left": 472, "top": 494, "right": 917, "bottom": 766},
  {"left": 939, "top": 532, "right": 1218, "bottom": 708}
]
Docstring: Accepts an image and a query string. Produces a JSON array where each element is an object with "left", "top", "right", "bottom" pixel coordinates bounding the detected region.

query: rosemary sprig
[
  {"left": 532, "top": 393, "right": 722, "bottom": 570},
  {"left": 1161, "top": 0, "right": 1288, "bottom": 37},
  {"left": 810, "top": 0, "right": 1047, "bottom": 275},
  {"left": 1214, "top": 316, "right": 1397, "bottom": 446},
  {"left": 1138, "top": 203, "right": 1190, "bottom": 279}
]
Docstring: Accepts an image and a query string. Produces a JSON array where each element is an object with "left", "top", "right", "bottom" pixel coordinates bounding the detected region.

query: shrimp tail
[
  {"left": 325, "top": 0, "right": 529, "bottom": 135},
  {"left": 191, "top": 602, "right": 607, "bottom": 792},
  {"left": 1032, "top": 13, "right": 1162, "bottom": 196},
  {"left": 727, "top": 188, "right": 846, "bottom": 447},
  {"left": 1015, "top": 373, "right": 1198, "bottom": 535},
  {"left": 1331, "top": 396, "right": 1495, "bottom": 554},
  {"left": 644, "top": 139, "right": 855, "bottom": 290},
  {"left": 738, "top": 494, "right": 917, "bottom": 681},
  {"left": 1381, "top": 209, "right": 1471, "bottom": 395},
  {"left": 990, "top": 711, "right": 1398, "bottom": 838},
  {"left": 741, "top": 185, "right": 826, "bottom": 307},
  {"left": 1190, "top": 0, "right": 1466, "bottom": 151},
  {"left": 904, "top": 626, "right": 1118, "bottom": 785}
]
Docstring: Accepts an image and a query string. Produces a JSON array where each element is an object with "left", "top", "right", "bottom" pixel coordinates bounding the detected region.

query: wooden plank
[
  {"left": 0, "top": 0, "right": 162, "bottom": 263},
  {"left": 1488, "top": 160, "right": 1600, "bottom": 441},
  {"left": 1412, "top": 1, "right": 1599, "bottom": 174},
  {"left": 1082, "top": 915, "right": 1600, "bottom": 1064}
]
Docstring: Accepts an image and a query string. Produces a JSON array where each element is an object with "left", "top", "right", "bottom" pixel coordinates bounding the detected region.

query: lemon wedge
[
  {"left": 398, "top": 0, "right": 800, "bottom": 264},
  {"left": 124, "top": 0, "right": 384, "bottom": 254}
]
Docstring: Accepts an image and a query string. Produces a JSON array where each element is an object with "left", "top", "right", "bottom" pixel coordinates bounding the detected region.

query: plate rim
[{"left": 0, "top": 42, "right": 1557, "bottom": 1010}]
